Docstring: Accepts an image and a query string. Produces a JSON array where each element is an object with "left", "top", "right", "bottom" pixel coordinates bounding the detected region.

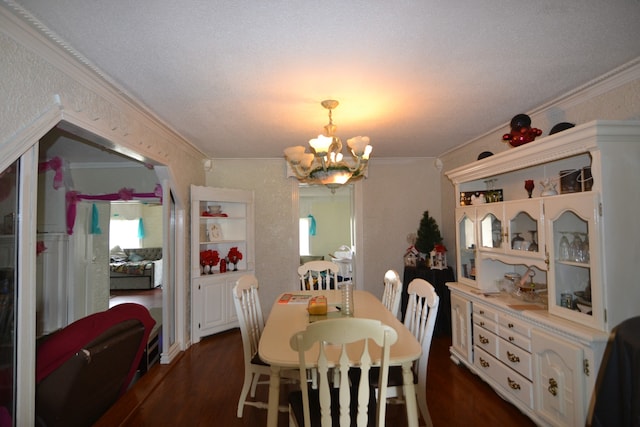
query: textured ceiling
[{"left": 9, "top": 0, "right": 640, "bottom": 159}]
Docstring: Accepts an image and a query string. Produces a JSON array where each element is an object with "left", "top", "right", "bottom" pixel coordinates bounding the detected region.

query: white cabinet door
[
  {"left": 455, "top": 208, "right": 477, "bottom": 287},
  {"left": 504, "top": 199, "right": 544, "bottom": 260},
  {"left": 532, "top": 329, "right": 586, "bottom": 427},
  {"left": 196, "top": 277, "right": 225, "bottom": 336},
  {"left": 476, "top": 203, "right": 504, "bottom": 254},
  {"left": 194, "top": 274, "right": 242, "bottom": 340},
  {"left": 450, "top": 292, "right": 473, "bottom": 364},
  {"left": 544, "top": 192, "right": 602, "bottom": 330}
]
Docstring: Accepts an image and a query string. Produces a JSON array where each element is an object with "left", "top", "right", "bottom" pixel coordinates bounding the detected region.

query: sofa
[{"left": 109, "top": 247, "right": 163, "bottom": 290}]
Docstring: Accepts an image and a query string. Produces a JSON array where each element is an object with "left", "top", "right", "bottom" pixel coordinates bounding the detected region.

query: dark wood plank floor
[{"left": 95, "top": 327, "right": 536, "bottom": 427}]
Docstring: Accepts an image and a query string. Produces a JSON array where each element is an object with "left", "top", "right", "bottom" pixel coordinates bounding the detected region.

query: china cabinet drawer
[
  {"left": 498, "top": 337, "right": 532, "bottom": 380},
  {"left": 498, "top": 315, "right": 532, "bottom": 352},
  {"left": 474, "top": 328, "right": 498, "bottom": 358},
  {"left": 499, "top": 312, "right": 531, "bottom": 337},
  {"left": 473, "top": 302, "right": 498, "bottom": 323},
  {"left": 475, "top": 347, "right": 534, "bottom": 410},
  {"left": 499, "top": 328, "right": 531, "bottom": 353},
  {"left": 474, "top": 315, "right": 498, "bottom": 334},
  {"left": 492, "top": 353, "right": 534, "bottom": 409},
  {"left": 474, "top": 347, "right": 500, "bottom": 380}
]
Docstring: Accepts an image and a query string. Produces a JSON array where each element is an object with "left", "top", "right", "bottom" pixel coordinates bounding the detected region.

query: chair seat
[
  {"left": 250, "top": 352, "right": 268, "bottom": 366},
  {"left": 288, "top": 381, "right": 377, "bottom": 427},
  {"left": 369, "top": 365, "right": 417, "bottom": 387}
]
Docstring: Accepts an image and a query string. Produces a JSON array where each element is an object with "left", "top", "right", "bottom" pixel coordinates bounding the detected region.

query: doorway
[
  {"left": 35, "top": 123, "right": 179, "bottom": 364},
  {"left": 297, "top": 183, "right": 361, "bottom": 285}
]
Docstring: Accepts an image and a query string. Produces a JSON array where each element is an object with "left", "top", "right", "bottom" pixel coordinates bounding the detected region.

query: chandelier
[{"left": 284, "top": 100, "right": 372, "bottom": 193}]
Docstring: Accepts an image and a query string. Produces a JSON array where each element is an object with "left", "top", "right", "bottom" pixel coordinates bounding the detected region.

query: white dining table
[{"left": 259, "top": 289, "right": 422, "bottom": 427}]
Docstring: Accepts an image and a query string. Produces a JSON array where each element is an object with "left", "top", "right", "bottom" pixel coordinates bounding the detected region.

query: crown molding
[
  {"left": 1, "top": 1, "right": 206, "bottom": 161},
  {"left": 439, "top": 57, "right": 640, "bottom": 158}
]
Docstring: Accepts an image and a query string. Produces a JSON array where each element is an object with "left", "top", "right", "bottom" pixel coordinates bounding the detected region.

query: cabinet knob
[
  {"left": 507, "top": 351, "right": 520, "bottom": 363},
  {"left": 479, "top": 321, "right": 485, "bottom": 327},
  {"left": 507, "top": 377, "right": 521, "bottom": 390},
  {"left": 548, "top": 378, "right": 558, "bottom": 396},
  {"left": 479, "top": 357, "right": 490, "bottom": 368},
  {"left": 508, "top": 336, "right": 515, "bottom": 342},
  {"left": 478, "top": 335, "right": 489, "bottom": 345},
  {"left": 508, "top": 323, "right": 514, "bottom": 328},
  {"left": 479, "top": 310, "right": 485, "bottom": 315}
]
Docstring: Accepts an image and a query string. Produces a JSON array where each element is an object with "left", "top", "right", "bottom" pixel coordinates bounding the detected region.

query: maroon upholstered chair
[{"left": 35, "top": 303, "right": 155, "bottom": 427}]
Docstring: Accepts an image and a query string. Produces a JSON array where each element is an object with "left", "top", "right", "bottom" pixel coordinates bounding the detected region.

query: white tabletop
[{"left": 260, "top": 290, "right": 422, "bottom": 367}]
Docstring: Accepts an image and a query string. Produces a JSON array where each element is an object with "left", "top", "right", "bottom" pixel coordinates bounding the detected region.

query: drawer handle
[
  {"left": 507, "top": 377, "right": 521, "bottom": 390},
  {"left": 508, "top": 336, "right": 515, "bottom": 342},
  {"left": 507, "top": 351, "right": 520, "bottom": 363},
  {"left": 548, "top": 378, "right": 558, "bottom": 396},
  {"left": 479, "top": 357, "right": 490, "bottom": 368},
  {"left": 480, "top": 321, "right": 485, "bottom": 327},
  {"left": 508, "top": 323, "right": 514, "bottom": 328},
  {"left": 479, "top": 310, "right": 485, "bottom": 315},
  {"left": 584, "top": 359, "right": 590, "bottom": 376},
  {"left": 478, "top": 335, "right": 489, "bottom": 345}
]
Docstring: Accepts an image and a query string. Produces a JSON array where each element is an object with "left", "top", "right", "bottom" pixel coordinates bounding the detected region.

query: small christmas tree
[{"left": 415, "top": 211, "right": 442, "bottom": 255}]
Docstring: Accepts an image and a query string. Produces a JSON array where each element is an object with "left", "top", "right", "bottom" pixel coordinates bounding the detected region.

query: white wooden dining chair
[
  {"left": 372, "top": 278, "right": 439, "bottom": 427},
  {"left": 232, "top": 274, "right": 298, "bottom": 417},
  {"left": 396, "top": 278, "right": 439, "bottom": 426},
  {"left": 381, "top": 270, "right": 403, "bottom": 319},
  {"left": 288, "top": 318, "right": 398, "bottom": 427},
  {"left": 298, "top": 260, "right": 340, "bottom": 290}
]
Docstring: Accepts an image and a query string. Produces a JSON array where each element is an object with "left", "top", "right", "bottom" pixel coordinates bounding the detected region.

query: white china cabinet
[
  {"left": 190, "top": 185, "right": 255, "bottom": 342},
  {"left": 445, "top": 121, "right": 640, "bottom": 426}
]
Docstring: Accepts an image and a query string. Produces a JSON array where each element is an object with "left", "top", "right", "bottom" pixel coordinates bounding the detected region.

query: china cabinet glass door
[
  {"left": 476, "top": 205, "right": 503, "bottom": 252},
  {"left": 504, "top": 200, "right": 544, "bottom": 259},
  {"left": 545, "top": 193, "right": 602, "bottom": 330},
  {"left": 456, "top": 208, "right": 477, "bottom": 285}
]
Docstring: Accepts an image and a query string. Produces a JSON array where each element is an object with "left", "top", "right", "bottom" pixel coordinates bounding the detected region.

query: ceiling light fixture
[{"left": 284, "top": 100, "right": 372, "bottom": 193}]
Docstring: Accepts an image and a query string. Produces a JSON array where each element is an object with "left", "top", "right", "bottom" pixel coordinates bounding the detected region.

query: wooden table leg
[
  {"left": 267, "top": 365, "right": 281, "bottom": 427},
  {"left": 402, "top": 362, "right": 419, "bottom": 427}
]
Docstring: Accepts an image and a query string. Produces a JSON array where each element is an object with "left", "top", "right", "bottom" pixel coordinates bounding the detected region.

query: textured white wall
[
  {"left": 361, "top": 158, "right": 443, "bottom": 299},
  {"left": 206, "top": 157, "right": 441, "bottom": 316}
]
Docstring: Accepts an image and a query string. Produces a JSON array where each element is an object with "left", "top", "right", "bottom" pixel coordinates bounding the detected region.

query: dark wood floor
[
  {"left": 95, "top": 325, "right": 536, "bottom": 427},
  {"left": 109, "top": 288, "right": 163, "bottom": 310}
]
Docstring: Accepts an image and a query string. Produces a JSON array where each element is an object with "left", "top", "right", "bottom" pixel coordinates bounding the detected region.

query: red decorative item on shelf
[
  {"left": 200, "top": 249, "right": 220, "bottom": 274},
  {"left": 502, "top": 114, "right": 542, "bottom": 147},
  {"left": 227, "top": 247, "right": 243, "bottom": 271},
  {"left": 524, "top": 180, "right": 535, "bottom": 198}
]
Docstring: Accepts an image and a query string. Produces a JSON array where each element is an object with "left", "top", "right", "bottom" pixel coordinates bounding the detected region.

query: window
[
  {"left": 299, "top": 217, "right": 310, "bottom": 256},
  {"left": 109, "top": 218, "right": 141, "bottom": 249}
]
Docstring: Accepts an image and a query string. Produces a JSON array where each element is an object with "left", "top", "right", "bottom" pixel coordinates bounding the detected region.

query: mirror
[{"left": 298, "top": 184, "right": 354, "bottom": 281}]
